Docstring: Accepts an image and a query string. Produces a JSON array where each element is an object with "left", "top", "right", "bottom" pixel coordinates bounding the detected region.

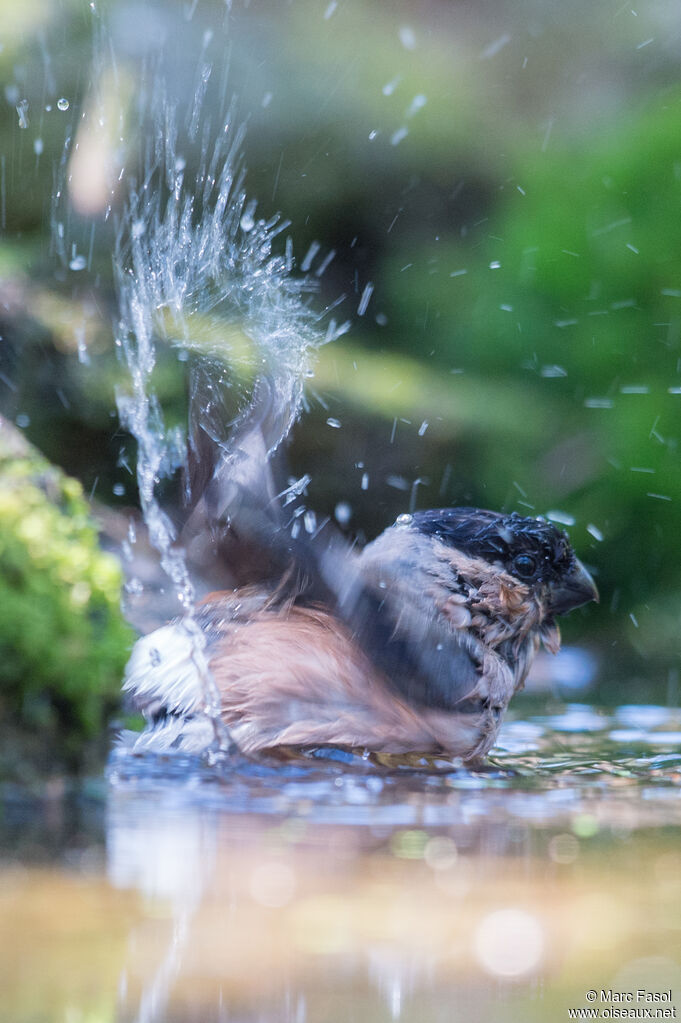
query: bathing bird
[{"left": 124, "top": 491, "right": 597, "bottom": 762}]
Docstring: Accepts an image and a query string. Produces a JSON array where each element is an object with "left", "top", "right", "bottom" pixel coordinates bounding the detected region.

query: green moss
[{"left": 0, "top": 419, "right": 133, "bottom": 764}]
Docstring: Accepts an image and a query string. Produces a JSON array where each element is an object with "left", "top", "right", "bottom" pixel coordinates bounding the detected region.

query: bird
[{"left": 123, "top": 500, "right": 598, "bottom": 763}]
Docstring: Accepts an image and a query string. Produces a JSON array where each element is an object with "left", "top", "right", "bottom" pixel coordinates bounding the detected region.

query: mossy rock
[{"left": 0, "top": 417, "right": 133, "bottom": 774}]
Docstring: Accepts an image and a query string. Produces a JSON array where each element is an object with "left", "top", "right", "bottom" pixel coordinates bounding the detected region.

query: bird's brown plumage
[
  {"left": 124, "top": 508, "right": 597, "bottom": 762},
  {"left": 196, "top": 595, "right": 498, "bottom": 758}
]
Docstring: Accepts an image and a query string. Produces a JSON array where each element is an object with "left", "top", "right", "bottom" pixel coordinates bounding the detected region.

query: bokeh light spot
[{"left": 474, "top": 908, "right": 544, "bottom": 977}]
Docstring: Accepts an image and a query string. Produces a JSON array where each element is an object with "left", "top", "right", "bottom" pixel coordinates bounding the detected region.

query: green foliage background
[{"left": 0, "top": 420, "right": 132, "bottom": 770}]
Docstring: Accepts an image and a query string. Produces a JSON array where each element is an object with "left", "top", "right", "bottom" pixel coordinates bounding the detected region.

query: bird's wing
[
  {"left": 341, "top": 582, "right": 484, "bottom": 713},
  {"left": 180, "top": 370, "right": 345, "bottom": 602}
]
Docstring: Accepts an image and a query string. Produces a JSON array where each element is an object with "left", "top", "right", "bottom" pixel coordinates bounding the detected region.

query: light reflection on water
[{"left": 2, "top": 703, "right": 681, "bottom": 1023}]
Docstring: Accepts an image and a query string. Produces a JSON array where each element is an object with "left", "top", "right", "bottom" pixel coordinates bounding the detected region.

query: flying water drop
[{"left": 15, "top": 100, "right": 29, "bottom": 129}]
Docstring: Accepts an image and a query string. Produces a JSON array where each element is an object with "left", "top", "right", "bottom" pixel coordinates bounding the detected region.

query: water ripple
[{"left": 108, "top": 703, "right": 681, "bottom": 832}]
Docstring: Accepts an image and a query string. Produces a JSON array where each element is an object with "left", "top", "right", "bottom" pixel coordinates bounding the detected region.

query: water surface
[{"left": 2, "top": 703, "right": 681, "bottom": 1023}]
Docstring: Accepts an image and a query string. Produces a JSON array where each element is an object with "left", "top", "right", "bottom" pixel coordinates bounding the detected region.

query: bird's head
[
  {"left": 354, "top": 506, "right": 597, "bottom": 720},
  {"left": 401, "top": 507, "right": 598, "bottom": 619}
]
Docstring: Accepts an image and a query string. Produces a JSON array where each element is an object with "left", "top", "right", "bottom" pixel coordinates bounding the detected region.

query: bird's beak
[{"left": 548, "top": 559, "right": 599, "bottom": 616}]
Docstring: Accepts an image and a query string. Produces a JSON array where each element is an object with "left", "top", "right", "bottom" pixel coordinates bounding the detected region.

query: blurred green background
[{"left": 1, "top": 0, "right": 680, "bottom": 743}]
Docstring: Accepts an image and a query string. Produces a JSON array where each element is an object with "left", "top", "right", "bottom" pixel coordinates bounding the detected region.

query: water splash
[{"left": 107, "top": 50, "right": 348, "bottom": 739}]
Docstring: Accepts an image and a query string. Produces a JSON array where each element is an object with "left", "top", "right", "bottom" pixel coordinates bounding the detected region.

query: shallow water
[{"left": 2, "top": 703, "right": 681, "bottom": 1023}]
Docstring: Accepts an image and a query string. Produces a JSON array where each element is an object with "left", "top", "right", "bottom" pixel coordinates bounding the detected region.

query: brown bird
[{"left": 124, "top": 502, "right": 597, "bottom": 763}]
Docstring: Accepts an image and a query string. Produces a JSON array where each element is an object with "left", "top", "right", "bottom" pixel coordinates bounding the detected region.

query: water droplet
[
  {"left": 57, "top": 97, "right": 70, "bottom": 112},
  {"left": 334, "top": 502, "right": 352, "bottom": 525},
  {"left": 396, "top": 513, "right": 413, "bottom": 526},
  {"left": 480, "top": 33, "right": 511, "bottom": 60},
  {"left": 75, "top": 327, "right": 90, "bottom": 365},
  {"left": 113, "top": 483, "right": 125, "bottom": 496},
  {"left": 326, "top": 417, "right": 341, "bottom": 429},
  {"left": 357, "top": 282, "right": 374, "bottom": 315},
  {"left": 398, "top": 25, "right": 416, "bottom": 50},
  {"left": 240, "top": 199, "right": 257, "bottom": 232},
  {"left": 489, "top": 260, "right": 501, "bottom": 269},
  {"left": 382, "top": 76, "right": 401, "bottom": 97},
  {"left": 584, "top": 397, "right": 614, "bottom": 409},
  {"left": 547, "top": 510, "right": 576, "bottom": 526},
  {"left": 15, "top": 413, "right": 30, "bottom": 428},
  {"left": 15, "top": 100, "right": 29, "bottom": 129},
  {"left": 69, "top": 254, "right": 87, "bottom": 271},
  {"left": 301, "top": 241, "right": 321, "bottom": 272},
  {"left": 281, "top": 474, "right": 311, "bottom": 504},
  {"left": 33, "top": 138, "right": 43, "bottom": 155},
  {"left": 541, "top": 364, "right": 568, "bottom": 378},
  {"left": 406, "top": 94, "right": 427, "bottom": 118},
  {"left": 315, "top": 249, "right": 335, "bottom": 277}
]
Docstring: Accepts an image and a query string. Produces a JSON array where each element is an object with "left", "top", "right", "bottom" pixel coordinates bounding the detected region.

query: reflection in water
[
  {"left": 103, "top": 704, "right": 681, "bottom": 1022},
  {"left": 2, "top": 704, "right": 681, "bottom": 1022}
]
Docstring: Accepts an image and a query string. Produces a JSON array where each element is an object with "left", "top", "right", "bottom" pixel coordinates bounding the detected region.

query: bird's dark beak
[{"left": 548, "top": 559, "right": 599, "bottom": 616}]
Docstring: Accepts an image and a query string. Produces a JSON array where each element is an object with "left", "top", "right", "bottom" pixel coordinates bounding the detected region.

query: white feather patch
[
  {"left": 123, "top": 623, "right": 207, "bottom": 717},
  {"left": 116, "top": 716, "right": 217, "bottom": 755}
]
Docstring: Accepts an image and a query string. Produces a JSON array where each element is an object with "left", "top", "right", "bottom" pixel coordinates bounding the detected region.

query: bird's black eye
[{"left": 512, "top": 553, "right": 538, "bottom": 579}]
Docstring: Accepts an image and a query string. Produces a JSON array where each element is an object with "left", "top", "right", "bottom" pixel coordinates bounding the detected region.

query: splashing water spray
[{"left": 60, "top": 25, "right": 348, "bottom": 757}]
